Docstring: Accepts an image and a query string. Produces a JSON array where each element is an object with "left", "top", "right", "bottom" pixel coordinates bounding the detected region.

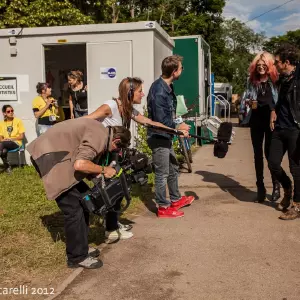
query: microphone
[
  {"left": 217, "top": 122, "right": 233, "bottom": 143},
  {"left": 213, "top": 122, "right": 233, "bottom": 159}
]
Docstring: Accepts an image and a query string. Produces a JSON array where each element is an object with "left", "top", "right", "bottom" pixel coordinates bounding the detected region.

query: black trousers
[
  {"left": 268, "top": 128, "right": 300, "bottom": 202},
  {"left": 0, "top": 141, "right": 19, "bottom": 165},
  {"left": 55, "top": 181, "right": 121, "bottom": 263},
  {"left": 56, "top": 181, "right": 90, "bottom": 264},
  {"left": 250, "top": 107, "right": 275, "bottom": 187}
]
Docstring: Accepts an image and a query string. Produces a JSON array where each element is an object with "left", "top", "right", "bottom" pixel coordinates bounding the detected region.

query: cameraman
[
  {"left": 147, "top": 55, "right": 194, "bottom": 218},
  {"left": 27, "top": 118, "right": 131, "bottom": 269}
]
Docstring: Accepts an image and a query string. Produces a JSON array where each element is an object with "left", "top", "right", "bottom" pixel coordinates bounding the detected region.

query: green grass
[{"left": 0, "top": 166, "right": 154, "bottom": 288}]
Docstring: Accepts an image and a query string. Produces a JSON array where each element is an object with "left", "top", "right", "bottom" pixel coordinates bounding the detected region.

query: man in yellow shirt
[
  {"left": 32, "top": 82, "right": 59, "bottom": 136},
  {"left": 0, "top": 105, "right": 25, "bottom": 173}
]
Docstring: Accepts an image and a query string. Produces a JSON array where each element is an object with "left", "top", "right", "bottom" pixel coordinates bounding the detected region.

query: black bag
[{"left": 80, "top": 170, "right": 132, "bottom": 216}]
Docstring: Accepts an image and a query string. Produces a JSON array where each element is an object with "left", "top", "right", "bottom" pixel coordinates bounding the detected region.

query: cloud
[
  {"left": 273, "top": 13, "right": 300, "bottom": 33},
  {"left": 223, "top": 0, "right": 300, "bottom": 36}
]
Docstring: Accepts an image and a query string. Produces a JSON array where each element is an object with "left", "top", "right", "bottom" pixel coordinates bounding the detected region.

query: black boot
[
  {"left": 271, "top": 181, "right": 281, "bottom": 202},
  {"left": 256, "top": 184, "right": 266, "bottom": 203},
  {"left": 279, "top": 187, "right": 292, "bottom": 210}
]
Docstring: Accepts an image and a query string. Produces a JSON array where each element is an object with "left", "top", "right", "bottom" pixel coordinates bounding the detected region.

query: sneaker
[
  {"left": 88, "top": 247, "right": 100, "bottom": 258},
  {"left": 67, "top": 256, "right": 103, "bottom": 269},
  {"left": 105, "top": 228, "right": 133, "bottom": 242},
  {"left": 118, "top": 222, "right": 133, "bottom": 231},
  {"left": 279, "top": 202, "right": 300, "bottom": 220},
  {"left": 157, "top": 206, "right": 184, "bottom": 218},
  {"left": 171, "top": 196, "right": 195, "bottom": 210},
  {"left": 279, "top": 187, "right": 292, "bottom": 210}
]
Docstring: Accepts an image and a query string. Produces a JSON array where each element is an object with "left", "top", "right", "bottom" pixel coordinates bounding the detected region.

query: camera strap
[{"left": 117, "top": 168, "right": 131, "bottom": 212}]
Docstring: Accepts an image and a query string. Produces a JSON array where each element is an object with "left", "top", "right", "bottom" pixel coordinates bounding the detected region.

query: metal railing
[{"left": 208, "top": 94, "right": 231, "bottom": 121}]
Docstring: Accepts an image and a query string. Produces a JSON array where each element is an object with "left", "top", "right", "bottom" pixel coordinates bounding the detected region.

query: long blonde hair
[{"left": 249, "top": 52, "right": 278, "bottom": 85}]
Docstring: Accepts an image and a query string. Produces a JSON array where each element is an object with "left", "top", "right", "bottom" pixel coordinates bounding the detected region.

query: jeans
[
  {"left": 250, "top": 110, "right": 274, "bottom": 187},
  {"left": 148, "top": 139, "right": 181, "bottom": 207},
  {"left": 37, "top": 124, "right": 52, "bottom": 136},
  {"left": 268, "top": 128, "right": 300, "bottom": 202}
]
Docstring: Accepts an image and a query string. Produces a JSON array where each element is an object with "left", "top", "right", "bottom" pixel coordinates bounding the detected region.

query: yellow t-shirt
[
  {"left": 32, "top": 96, "right": 59, "bottom": 124},
  {"left": 0, "top": 117, "right": 25, "bottom": 146}
]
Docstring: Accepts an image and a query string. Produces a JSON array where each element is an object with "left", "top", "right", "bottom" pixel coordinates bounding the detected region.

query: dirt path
[{"left": 55, "top": 126, "right": 300, "bottom": 300}]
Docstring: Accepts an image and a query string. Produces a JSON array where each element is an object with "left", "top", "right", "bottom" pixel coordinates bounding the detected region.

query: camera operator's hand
[
  {"left": 177, "top": 122, "right": 190, "bottom": 132},
  {"left": 96, "top": 166, "right": 116, "bottom": 179}
]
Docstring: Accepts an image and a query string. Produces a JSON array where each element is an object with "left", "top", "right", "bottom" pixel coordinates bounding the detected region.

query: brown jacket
[{"left": 27, "top": 118, "right": 109, "bottom": 200}]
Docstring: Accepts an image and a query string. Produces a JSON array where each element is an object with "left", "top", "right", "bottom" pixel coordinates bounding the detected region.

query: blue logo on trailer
[{"left": 107, "top": 68, "right": 116, "bottom": 78}]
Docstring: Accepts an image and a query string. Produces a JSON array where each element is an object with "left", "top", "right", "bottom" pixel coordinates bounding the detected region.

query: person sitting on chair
[{"left": 0, "top": 105, "right": 25, "bottom": 173}]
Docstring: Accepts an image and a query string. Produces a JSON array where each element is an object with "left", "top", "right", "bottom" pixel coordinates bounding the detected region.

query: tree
[
  {"left": 221, "top": 18, "right": 266, "bottom": 94},
  {"left": 0, "top": 0, "right": 93, "bottom": 28},
  {"left": 264, "top": 29, "right": 300, "bottom": 53}
]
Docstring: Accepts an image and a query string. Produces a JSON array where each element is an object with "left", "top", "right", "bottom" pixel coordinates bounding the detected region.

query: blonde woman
[{"left": 240, "top": 52, "right": 279, "bottom": 202}]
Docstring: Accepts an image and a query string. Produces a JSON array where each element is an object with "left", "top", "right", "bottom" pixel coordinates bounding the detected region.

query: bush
[{"left": 134, "top": 107, "right": 181, "bottom": 158}]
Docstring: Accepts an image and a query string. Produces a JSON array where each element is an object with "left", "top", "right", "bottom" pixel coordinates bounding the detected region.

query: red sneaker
[
  {"left": 157, "top": 206, "right": 184, "bottom": 218},
  {"left": 171, "top": 196, "right": 195, "bottom": 210}
]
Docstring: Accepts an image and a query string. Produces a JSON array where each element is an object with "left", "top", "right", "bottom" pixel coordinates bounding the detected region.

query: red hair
[{"left": 249, "top": 51, "right": 278, "bottom": 85}]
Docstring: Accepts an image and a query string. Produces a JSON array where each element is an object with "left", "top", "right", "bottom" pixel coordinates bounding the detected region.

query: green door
[{"left": 173, "top": 37, "right": 199, "bottom": 114}]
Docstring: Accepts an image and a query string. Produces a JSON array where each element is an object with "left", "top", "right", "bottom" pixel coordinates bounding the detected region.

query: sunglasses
[
  {"left": 6, "top": 109, "right": 14, "bottom": 113},
  {"left": 257, "top": 64, "right": 267, "bottom": 68}
]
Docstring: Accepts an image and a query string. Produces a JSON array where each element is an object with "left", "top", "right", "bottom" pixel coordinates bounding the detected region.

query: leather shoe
[{"left": 271, "top": 182, "right": 281, "bottom": 202}]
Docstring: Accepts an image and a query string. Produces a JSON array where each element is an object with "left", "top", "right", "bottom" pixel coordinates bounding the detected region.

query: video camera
[{"left": 81, "top": 148, "right": 153, "bottom": 216}]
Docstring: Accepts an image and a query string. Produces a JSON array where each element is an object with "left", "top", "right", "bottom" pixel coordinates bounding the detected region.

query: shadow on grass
[
  {"left": 40, "top": 213, "right": 109, "bottom": 246},
  {"left": 196, "top": 170, "right": 279, "bottom": 210},
  {"left": 131, "top": 183, "right": 156, "bottom": 214},
  {"left": 40, "top": 206, "right": 142, "bottom": 246}
]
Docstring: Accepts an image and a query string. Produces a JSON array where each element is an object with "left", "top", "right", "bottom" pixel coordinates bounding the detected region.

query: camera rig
[{"left": 81, "top": 148, "right": 153, "bottom": 216}]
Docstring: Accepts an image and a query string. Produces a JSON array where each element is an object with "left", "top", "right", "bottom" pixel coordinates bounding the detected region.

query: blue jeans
[
  {"left": 149, "top": 142, "right": 181, "bottom": 207},
  {"left": 37, "top": 124, "right": 52, "bottom": 136}
]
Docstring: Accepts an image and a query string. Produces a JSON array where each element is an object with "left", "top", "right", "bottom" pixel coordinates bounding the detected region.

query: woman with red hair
[{"left": 240, "top": 51, "right": 280, "bottom": 202}]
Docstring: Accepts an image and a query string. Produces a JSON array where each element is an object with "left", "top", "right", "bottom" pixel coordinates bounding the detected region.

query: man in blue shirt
[{"left": 147, "top": 55, "right": 195, "bottom": 218}]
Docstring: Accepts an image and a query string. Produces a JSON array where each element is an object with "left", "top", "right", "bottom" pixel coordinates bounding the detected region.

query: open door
[
  {"left": 86, "top": 41, "right": 132, "bottom": 113},
  {"left": 86, "top": 41, "right": 136, "bottom": 144}
]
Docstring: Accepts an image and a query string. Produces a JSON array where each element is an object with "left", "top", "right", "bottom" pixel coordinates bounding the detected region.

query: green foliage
[
  {"left": 220, "top": 18, "right": 266, "bottom": 94},
  {"left": 135, "top": 121, "right": 152, "bottom": 158},
  {"left": 0, "top": 0, "right": 94, "bottom": 28},
  {"left": 134, "top": 107, "right": 181, "bottom": 158},
  {"left": 264, "top": 29, "right": 300, "bottom": 53}
]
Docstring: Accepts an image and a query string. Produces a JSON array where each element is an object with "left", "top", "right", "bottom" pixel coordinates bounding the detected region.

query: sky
[{"left": 223, "top": 0, "right": 300, "bottom": 37}]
